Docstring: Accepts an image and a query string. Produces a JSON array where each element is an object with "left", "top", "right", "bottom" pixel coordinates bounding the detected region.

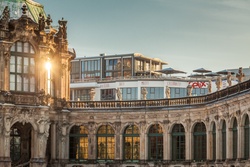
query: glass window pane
[
  {"left": 10, "top": 56, "right": 15, "bottom": 72},
  {"left": 23, "top": 77, "right": 28, "bottom": 91},
  {"left": 17, "top": 42, "right": 22, "bottom": 52},
  {"left": 30, "top": 45, "right": 35, "bottom": 53},
  {"left": 23, "top": 42, "right": 29, "bottom": 53},
  {"left": 23, "top": 57, "right": 29, "bottom": 73},
  {"left": 16, "top": 75, "right": 22, "bottom": 91}
]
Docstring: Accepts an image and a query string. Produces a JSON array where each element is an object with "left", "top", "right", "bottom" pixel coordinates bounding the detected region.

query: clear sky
[{"left": 37, "top": 0, "right": 250, "bottom": 75}]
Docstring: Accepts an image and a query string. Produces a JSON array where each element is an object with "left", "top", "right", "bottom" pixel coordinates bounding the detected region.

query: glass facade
[
  {"left": 121, "top": 88, "right": 138, "bottom": 100},
  {"left": 193, "top": 122, "right": 206, "bottom": 162},
  {"left": 101, "top": 89, "right": 116, "bottom": 100},
  {"left": 70, "top": 61, "right": 80, "bottom": 81},
  {"left": 10, "top": 41, "right": 35, "bottom": 92},
  {"left": 97, "top": 125, "right": 115, "bottom": 160},
  {"left": 172, "top": 124, "right": 185, "bottom": 161},
  {"left": 148, "top": 124, "right": 163, "bottom": 161},
  {"left": 71, "top": 89, "right": 91, "bottom": 101},
  {"left": 145, "top": 87, "right": 164, "bottom": 99},
  {"left": 81, "top": 59, "right": 101, "bottom": 79},
  {"left": 69, "top": 126, "right": 88, "bottom": 161},
  {"left": 104, "top": 57, "right": 132, "bottom": 78},
  {"left": 123, "top": 125, "right": 140, "bottom": 161}
]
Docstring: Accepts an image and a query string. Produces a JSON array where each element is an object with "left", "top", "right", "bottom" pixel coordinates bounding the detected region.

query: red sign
[{"left": 189, "top": 82, "right": 207, "bottom": 88}]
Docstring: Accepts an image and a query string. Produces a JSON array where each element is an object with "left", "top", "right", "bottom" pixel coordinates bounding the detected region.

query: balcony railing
[
  {"left": 1, "top": 79, "right": 249, "bottom": 109},
  {"left": 68, "top": 79, "right": 250, "bottom": 110}
]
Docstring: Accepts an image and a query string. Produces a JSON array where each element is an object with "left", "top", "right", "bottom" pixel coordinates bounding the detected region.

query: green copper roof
[{"left": 0, "top": 0, "right": 46, "bottom": 23}]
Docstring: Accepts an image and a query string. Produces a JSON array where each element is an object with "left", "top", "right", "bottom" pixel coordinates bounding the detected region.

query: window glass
[
  {"left": 9, "top": 41, "right": 36, "bottom": 92},
  {"left": 172, "top": 124, "right": 185, "bottom": 161},
  {"left": 69, "top": 126, "right": 88, "bottom": 161},
  {"left": 148, "top": 124, "right": 163, "bottom": 161},
  {"left": 124, "top": 125, "right": 140, "bottom": 161},
  {"left": 97, "top": 125, "right": 115, "bottom": 160}
]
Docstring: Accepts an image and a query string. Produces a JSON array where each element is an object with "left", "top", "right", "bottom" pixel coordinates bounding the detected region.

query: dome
[{"left": 0, "top": 0, "right": 46, "bottom": 23}]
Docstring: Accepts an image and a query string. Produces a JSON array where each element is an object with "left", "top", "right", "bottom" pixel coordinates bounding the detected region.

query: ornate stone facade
[
  {"left": 0, "top": 2, "right": 74, "bottom": 167},
  {"left": 1, "top": 1, "right": 250, "bottom": 167}
]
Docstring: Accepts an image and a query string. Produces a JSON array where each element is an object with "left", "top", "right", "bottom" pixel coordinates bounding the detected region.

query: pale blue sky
[{"left": 37, "top": 0, "right": 250, "bottom": 75}]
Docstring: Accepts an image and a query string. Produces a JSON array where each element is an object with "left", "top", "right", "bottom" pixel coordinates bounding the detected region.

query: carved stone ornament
[
  {"left": 214, "top": 115, "right": 219, "bottom": 120},
  {"left": 236, "top": 110, "right": 241, "bottom": 116},
  {"left": 16, "top": 108, "right": 34, "bottom": 125},
  {"left": 0, "top": 6, "right": 10, "bottom": 30},
  {"left": 163, "top": 120, "right": 170, "bottom": 124}
]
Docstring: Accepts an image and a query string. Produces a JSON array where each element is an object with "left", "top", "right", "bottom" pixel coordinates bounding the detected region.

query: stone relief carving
[
  {"left": 0, "top": 6, "right": 10, "bottom": 30},
  {"left": 37, "top": 117, "right": 50, "bottom": 157}
]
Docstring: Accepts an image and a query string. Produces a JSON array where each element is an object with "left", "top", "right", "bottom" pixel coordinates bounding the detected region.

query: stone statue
[
  {"left": 38, "top": 13, "right": 45, "bottom": 31},
  {"left": 89, "top": 88, "right": 96, "bottom": 101},
  {"left": 116, "top": 88, "right": 122, "bottom": 101},
  {"left": 227, "top": 72, "right": 232, "bottom": 87},
  {"left": 165, "top": 86, "right": 170, "bottom": 98},
  {"left": 187, "top": 85, "right": 193, "bottom": 97},
  {"left": 208, "top": 80, "right": 212, "bottom": 93},
  {"left": 46, "top": 14, "right": 53, "bottom": 27},
  {"left": 216, "top": 76, "right": 222, "bottom": 91},
  {"left": 236, "top": 67, "right": 245, "bottom": 83},
  {"left": 141, "top": 87, "right": 148, "bottom": 100}
]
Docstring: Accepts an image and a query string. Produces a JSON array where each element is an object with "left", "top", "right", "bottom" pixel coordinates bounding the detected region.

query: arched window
[
  {"left": 10, "top": 128, "right": 21, "bottom": 162},
  {"left": 232, "top": 118, "right": 238, "bottom": 159},
  {"left": 222, "top": 120, "right": 226, "bottom": 160},
  {"left": 69, "top": 125, "right": 88, "bottom": 161},
  {"left": 193, "top": 122, "right": 206, "bottom": 161},
  {"left": 148, "top": 124, "right": 163, "bottom": 161},
  {"left": 244, "top": 115, "right": 249, "bottom": 159},
  {"left": 10, "top": 41, "right": 36, "bottom": 92},
  {"left": 123, "top": 125, "right": 140, "bottom": 161},
  {"left": 212, "top": 122, "right": 216, "bottom": 161},
  {"left": 172, "top": 124, "right": 185, "bottom": 161},
  {"left": 97, "top": 125, "right": 115, "bottom": 160}
]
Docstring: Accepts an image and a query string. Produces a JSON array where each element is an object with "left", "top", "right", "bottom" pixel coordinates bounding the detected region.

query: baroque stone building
[
  {"left": 0, "top": 1, "right": 74, "bottom": 166},
  {"left": 1, "top": 1, "right": 250, "bottom": 167}
]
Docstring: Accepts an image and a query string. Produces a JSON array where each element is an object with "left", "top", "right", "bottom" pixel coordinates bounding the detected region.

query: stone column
[
  {"left": 163, "top": 122, "right": 169, "bottom": 161},
  {"left": 238, "top": 125, "right": 244, "bottom": 160},
  {"left": 114, "top": 122, "right": 121, "bottom": 161},
  {"left": 0, "top": 113, "right": 12, "bottom": 167},
  {"left": 88, "top": 122, "right": 96, "bottom": 162},
  {"left": 166, "top": 132, "right": 171, "bottom": 161},
  {"left": 185, "top": 130, "right": 192, "bottom": 161},
  {"left": 207, "top": 130, "right": 212, "bottom": 160},
  {"left": 57, "top": 116, "right": 69, "bottom": 165},
  {"left": 139, "top": 121, "right": 147, "bottom": 162},
  {"left": 216, "top": 129, "right": 222, "bottom": 161},
  {"left": 30, "top": 117, "right": 50, "bottom": 167}
]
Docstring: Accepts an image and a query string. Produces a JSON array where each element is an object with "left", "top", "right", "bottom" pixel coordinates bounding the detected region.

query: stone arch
[
  {"left": 169, "top": 122, "right": 186, "bottom": 133},
  {"left": 145, "top": 121, "right": 164, "bottom": 134},
  {"left": 121, "top": 122, "right": 140, "bottom": 134},
  {"left": 190, "top": 120, "right": 207, "bottom": 133},
  {"left": 218, "top": 118, "right": 227, "bottom": 130},
  {"left": 229, "top": 116, "right": 237, "bottom": 129},
  {"left": 209, "top": 121, "right": 216, "bottom": 132},
  {"left": 240, "top": 112, "right": 249, "bottom": 127},
  {"left": 96, "top": 122, "right": 115, "bottom": 134}
]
